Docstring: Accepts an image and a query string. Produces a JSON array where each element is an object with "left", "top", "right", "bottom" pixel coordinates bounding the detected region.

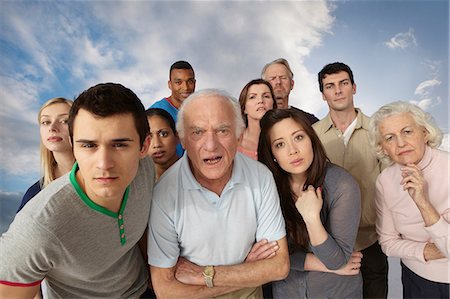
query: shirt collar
[
  {"left": 324, "top": 108, "right": 366, "bottom": 132},
  {"left": 180, "top": 152, "right": 243, "bottom": 191},
  {"left": 417, "top": 145, "right": 433, "bottom": 171}
]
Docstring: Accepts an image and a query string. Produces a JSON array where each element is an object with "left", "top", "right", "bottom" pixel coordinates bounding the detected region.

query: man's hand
[
  {"left": 174, "top": 257, "right": 204, "bottom": 286},
  {"left": 331, "top": 251, "right": 362, "bottom": 276},
  {"left": 245, "top": 239, "right": 280, "bottom": 262}
]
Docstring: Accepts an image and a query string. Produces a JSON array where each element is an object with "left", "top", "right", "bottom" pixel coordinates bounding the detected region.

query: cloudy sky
[{"left": 0, "top": 0, "right": 448, "bottom": 226}]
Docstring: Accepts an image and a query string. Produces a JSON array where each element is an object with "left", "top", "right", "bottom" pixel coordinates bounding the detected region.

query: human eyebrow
[
  {"left": 111, "top": 138, "right": 134, "bottom": 143},
  {"left": 75, "top": 138, "right": 134, "bottom": 144},
  {"left": 271, "top": 137, "right": 283, "bottom": 145},
  {"left": 291, "top": 129, "right": 305, "bottom": 136}
]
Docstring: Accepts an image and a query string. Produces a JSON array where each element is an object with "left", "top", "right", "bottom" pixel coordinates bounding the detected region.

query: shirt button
[
  {"left": 118, "top": 214, "right": 123, "bottom": 219},
  {"left": 121, "top": 233, "right": 125, "bottom": 238},
  {"left": 120, "top": 225, "right": 124, "bottom": 229}
]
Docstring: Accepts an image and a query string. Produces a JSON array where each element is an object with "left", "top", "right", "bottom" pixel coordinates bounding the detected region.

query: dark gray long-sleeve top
[{"left": 273, "top": 163, "right": 363, "bottom": 299}]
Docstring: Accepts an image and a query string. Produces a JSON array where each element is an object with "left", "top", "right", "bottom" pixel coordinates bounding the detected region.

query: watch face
[{"left": 204, "top": 266, "right": 214, "bottom": 276}]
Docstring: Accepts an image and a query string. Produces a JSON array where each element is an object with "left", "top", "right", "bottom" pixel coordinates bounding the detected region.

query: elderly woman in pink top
[{"left": 369, "top": 101, "right": 449, "bottom": 298}]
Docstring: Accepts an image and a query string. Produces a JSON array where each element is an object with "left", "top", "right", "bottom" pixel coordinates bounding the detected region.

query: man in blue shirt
[{"left": 150, "top": 60, "right": 196, "bottom": 157}]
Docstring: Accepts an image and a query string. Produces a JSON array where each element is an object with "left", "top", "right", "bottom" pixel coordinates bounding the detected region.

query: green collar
[{"left": 69, "top": 162, "right": 129, "bottom": 218}]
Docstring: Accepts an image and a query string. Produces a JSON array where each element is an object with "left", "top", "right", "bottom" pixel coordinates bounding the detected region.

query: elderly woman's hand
[
  {"left": 401, "top": 163, "right": 428, "bottom": 205},
  {"left": 401, "top": 163, "right": 440, "bottom": 226}
]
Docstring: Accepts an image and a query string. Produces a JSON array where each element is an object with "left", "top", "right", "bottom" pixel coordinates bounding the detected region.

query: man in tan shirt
[{"left": 313, "top": 62, "right": 388, "bottom": 298}]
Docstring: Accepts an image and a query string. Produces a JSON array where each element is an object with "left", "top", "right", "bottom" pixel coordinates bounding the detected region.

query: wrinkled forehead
[
  {"left": 184, "top": 96, "right": 234, "bottom": 125},
  {"left": 379, "top": 113, "right": 419, "bottom": 133},
  {"left": 265, "top": 63, "right": 289, "bottom": 76}
]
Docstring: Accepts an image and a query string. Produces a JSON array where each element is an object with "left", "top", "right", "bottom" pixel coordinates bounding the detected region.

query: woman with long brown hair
[{"left": 258, "top": 108, "right": 363, "bottom": 298}]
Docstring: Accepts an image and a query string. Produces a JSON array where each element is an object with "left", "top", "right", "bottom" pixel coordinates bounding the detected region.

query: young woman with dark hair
[{"left": 258, "top": 108, "right": 363, "bottom": 298}]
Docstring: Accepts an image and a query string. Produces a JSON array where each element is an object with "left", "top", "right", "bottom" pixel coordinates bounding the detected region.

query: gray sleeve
[
  {"left": 0, "top": 213, "right": 60, "bottom": 285},
  {"left": 289, "top": 249, "right": 307, "bottom": 271},
  {"left": 147, "top": 184, "right": 180, "bottom": 268},
  {"left": 311, "top": 165, "right": 361, "bottom": 270}
]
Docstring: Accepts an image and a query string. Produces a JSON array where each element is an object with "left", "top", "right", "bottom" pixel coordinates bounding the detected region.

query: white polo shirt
[{"left": 148, "top": 152, "right": 286, "bottom": 267}]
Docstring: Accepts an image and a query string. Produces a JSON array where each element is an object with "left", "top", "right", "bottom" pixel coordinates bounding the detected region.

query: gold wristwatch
[{"left": 202, "top": 265, "right": 214, "bottom": 288}]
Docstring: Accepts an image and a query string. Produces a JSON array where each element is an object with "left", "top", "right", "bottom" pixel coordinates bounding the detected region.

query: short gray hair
[
  {"left": 261, "top": 58, "right": 294, "bottom": 80},
  {"left": 368, "top": 101, "right": 443, "bottom": 165},
  {"left": 176, "top": 89, "right": 245, "bottom": 139}
]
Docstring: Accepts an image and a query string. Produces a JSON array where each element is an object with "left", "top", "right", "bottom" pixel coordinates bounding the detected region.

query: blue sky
[{"left": 0, "top": 0, "right": 448, "bottom": 229}]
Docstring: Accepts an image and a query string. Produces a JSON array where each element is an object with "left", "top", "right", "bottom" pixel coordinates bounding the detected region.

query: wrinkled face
[
  {"left": 147, "top": 115, "right": 178, "bottom": 166},
  {"left": 73, "top": 109, "right": 149, "bottom": 205},
  {"left": 379, "top": 113, "right": 428, "bottom": 165},
  {"left": 244, "top": 84, "right": 274, "bottom": 122},
  {"left": 264, "top": 63, "right": 294, "bottom": 109},
  {"left": 321, "top": 71, "right": 356, "bottom": 112},
  {"left": 181, "top": 96, "right": 239, "bottom": 190},
  {"left": 39, "top": 102, "right": 72, "bottom": 153},
  {"left": 168, "top": 69, "right": 196, "bottom": 106},
  {"left": 269, "top": 118, "right": 314, "bottom": 177}
]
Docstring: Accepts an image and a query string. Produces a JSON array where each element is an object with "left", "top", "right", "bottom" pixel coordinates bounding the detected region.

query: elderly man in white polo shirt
[{"left": 148, "top": 89, "right": 289, "bottom": 298}]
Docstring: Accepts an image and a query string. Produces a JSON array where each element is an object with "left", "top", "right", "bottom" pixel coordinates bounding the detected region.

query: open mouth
[{"left": 204, "top": 156, "right": 222, "bottom": 165}]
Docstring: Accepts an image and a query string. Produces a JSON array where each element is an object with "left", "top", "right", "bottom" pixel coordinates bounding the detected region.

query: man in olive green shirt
[{"left": 313, "top": 62, "right": 388, "bottom": 298}]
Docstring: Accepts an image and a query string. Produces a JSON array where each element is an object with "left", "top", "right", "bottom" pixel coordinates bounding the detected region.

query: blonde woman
[{"left": 17, "top": 97, "right": 75, "bottom": 212}]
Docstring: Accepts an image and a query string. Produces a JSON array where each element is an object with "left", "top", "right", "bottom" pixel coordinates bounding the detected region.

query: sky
[{"left": 0, "top": 0, "right": 448, "bottom": 231}]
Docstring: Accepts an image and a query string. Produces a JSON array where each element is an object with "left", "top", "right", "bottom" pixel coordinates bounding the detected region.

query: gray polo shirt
[{"left": 0, "top": 157, "right": 155, "bottom": 298}]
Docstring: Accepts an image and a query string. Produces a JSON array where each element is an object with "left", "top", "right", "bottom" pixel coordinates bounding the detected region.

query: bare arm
[
  {"left": 304, "top": 252, "right": 362, "bottom": 275},
  {"left": 245, "top": 239, "right": 280, "bottom": 262},
  {"left": 150, "top": 237, "right": 289, "bottom": 299},
  {"left": 151, "top": 265, "right": 240, "bottom": 299},
  {"left": 176, "top": 237, "right": 289, "bottom": 288},
  {"left": 0, "top": 284, "right": 40, "bottom": 299}
]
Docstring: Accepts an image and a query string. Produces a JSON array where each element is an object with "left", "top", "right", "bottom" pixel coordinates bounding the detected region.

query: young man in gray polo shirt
[{"left": 0, "top": 83, "right": 155, "bottom": 298}]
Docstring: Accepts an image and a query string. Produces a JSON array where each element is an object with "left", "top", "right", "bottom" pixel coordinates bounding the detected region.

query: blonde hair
[
  {"left": 38, "top": 97, "right": 73, "bottom": 188},
  {"left": 369, "top": 101, "right": 443, "bottom": 165}
]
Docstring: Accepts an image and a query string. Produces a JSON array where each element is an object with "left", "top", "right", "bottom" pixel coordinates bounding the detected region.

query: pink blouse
[{"left": 375, "top": 146, "right": 449, "bottom": 283}]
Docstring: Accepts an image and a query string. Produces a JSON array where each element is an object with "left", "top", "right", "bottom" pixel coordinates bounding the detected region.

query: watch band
[{"left": 202, "top": 265, "right": 214, "bottom": 288}]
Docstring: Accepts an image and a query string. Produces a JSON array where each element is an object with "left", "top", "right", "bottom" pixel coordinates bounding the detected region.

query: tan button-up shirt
[{"left": 313, "top": 109, "right": 383, "bottom": 250}]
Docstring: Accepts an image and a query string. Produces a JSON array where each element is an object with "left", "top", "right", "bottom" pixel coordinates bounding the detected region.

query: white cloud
[
  {"left": 0, "top": 1, "right": 335, "bottom": 191},
  {"left": 414, "top": 79, "right": 441, "bottom": 96},
  {"left": 385, "top": 28, "right": 417, "bottom": 49},
  {"left": 409, "top": 98, "right": 434, "bottom": 111},
  {"left": 422, "top": 60, "right": 442, "bottom": 78}
]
